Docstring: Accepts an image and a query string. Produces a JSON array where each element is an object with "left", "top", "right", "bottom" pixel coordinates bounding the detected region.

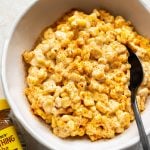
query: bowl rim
[{"left": 1, "top": 0, "right": 150, "bottom": 149}]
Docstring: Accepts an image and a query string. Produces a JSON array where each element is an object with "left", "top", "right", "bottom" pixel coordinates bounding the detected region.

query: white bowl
[{"left": 1, "top": 0, "right": 150, "bottom": 149}]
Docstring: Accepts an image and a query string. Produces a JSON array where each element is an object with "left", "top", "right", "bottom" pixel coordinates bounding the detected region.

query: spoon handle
[{"left": 131, "top": 90, "right": 150, "bottom": 150}]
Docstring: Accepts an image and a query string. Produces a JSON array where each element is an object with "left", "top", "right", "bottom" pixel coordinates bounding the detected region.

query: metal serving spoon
[{"left": 127, "top": 45, "right": 150, "bottom": 150}]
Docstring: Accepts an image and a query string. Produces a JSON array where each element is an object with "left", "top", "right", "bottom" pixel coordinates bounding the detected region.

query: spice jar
[{"left": 0, "top": 99, "right": 24, "bottom": 150}]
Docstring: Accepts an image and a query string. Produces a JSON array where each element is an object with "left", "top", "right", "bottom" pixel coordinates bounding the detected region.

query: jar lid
[{"left": 0, "top": 99, "right": 10, "bottom": 111}]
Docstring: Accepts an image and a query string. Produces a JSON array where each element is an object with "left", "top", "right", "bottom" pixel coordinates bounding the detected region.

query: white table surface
[{"left": 0, "top": 0, "right": 149, "bottom": 150}]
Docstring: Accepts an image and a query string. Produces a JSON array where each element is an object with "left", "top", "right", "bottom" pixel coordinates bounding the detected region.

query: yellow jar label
[{"left": 0, "top": 126, "right": 23, "bottom": 150}]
